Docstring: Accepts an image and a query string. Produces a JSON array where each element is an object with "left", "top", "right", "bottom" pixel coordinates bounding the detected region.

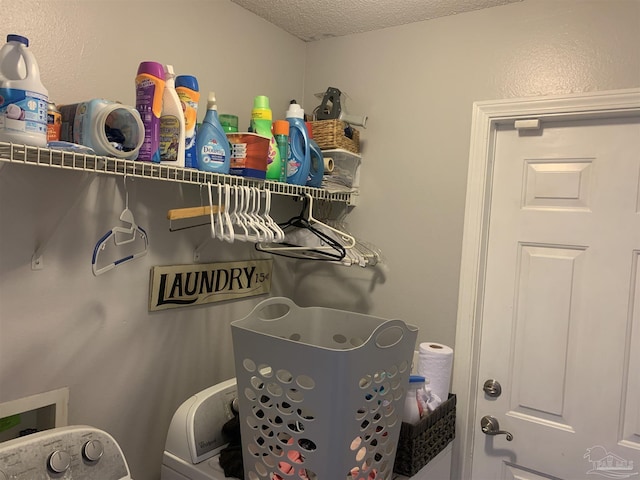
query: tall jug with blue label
[
  {"left": 285, "top": 101, "right": 310, "bottom": 186},
  {"left": 305, "top": 121, "right": 324, "bottom": 188},
  {"left": 0, "top": 34, "right": 49, "bottom": 147}
]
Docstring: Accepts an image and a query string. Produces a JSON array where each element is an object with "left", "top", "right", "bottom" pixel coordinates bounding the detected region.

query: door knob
[
  {"left": 480, "top": 415, "right": 513, "bottom": 441},
  {"left": 483, "top": 379, "right": 502, "bottom": 398}
]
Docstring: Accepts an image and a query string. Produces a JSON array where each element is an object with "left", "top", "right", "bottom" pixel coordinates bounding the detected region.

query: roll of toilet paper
[{"left": 417, "top": 342, "right": 454, "bottom": 405}]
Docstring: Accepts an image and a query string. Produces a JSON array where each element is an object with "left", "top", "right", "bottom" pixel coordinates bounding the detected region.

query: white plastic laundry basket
[{"left": 231, "top": 297, "right": 418, "bottom": 480}]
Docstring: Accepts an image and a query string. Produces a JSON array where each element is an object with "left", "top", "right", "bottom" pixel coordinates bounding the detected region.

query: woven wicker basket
[
  {"left": 310, "top": 119, "right": 360, "bottom": 153},
  {"left": 393, "top": 393, "right": 456, "bottom": 476}
]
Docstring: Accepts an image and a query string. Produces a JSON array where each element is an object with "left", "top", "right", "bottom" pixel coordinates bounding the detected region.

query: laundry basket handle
[
  {"left": 372, "top": 319, "right": 415, "bottom": 349},
  {"left": 251, "top": 296, "right": 297, "bottom": 322}
]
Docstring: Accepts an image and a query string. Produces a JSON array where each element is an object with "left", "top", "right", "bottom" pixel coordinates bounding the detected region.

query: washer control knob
[
  {"left": 83, "top": 439, "right": 104, "bottom": 462},
  {"left": 48, "top": 450, "right": 71, "bottom": 473}
]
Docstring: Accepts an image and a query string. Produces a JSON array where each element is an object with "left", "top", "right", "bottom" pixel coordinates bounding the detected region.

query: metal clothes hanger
[
  {"left": 255, "top": 194, "right": 353, "bottom": 261},
  {"left": 92, "top": 176, "right": 148, "bottom": 276}
]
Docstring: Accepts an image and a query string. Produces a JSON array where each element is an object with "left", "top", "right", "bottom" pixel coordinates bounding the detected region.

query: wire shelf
[{"left": 0, "top": 142, "right": 357, "bottom": 204}]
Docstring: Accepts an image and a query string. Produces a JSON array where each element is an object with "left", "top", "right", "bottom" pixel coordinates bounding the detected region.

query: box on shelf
[
  {"left": 322, "top": 148, "right": 361, "bottom": 192},
  {"left": 227, "top": 132, "right": 269, "bottom": 179},
  {"left": 310, "top": 119, "right": 360, "bottom": 153},
  {"left": 393, "top": 393, "right": 457, "bottom": 477}
]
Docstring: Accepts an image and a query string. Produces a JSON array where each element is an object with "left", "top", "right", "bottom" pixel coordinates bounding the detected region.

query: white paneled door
[{"left": 470, "top": 113, "right": 640, "bottom": 478}]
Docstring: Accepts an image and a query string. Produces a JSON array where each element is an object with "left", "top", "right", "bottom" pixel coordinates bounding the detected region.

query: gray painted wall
[{"left": 1, "top": 1, "right": 638, "bottom": 478}]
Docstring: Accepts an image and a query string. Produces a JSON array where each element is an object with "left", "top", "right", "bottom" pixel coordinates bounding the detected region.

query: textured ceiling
[{"left": 231, "top": 0, "right": 522, "bottom": 42}]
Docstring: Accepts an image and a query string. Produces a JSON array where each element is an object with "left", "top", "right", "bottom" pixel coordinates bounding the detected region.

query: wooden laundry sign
[{"left": 149, "top": 259, "right": 272, "bottom": 311}]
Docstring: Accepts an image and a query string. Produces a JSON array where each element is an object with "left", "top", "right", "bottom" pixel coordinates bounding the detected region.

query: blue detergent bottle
[
  {"left": 196, "top": 91, "right": 230, "bottom": 174},
  {"left": 305, "top": 121, "right": 324, "bottom": 188},
  {"left": 285, "top": 101, "right": 310, "bottom": 186}
]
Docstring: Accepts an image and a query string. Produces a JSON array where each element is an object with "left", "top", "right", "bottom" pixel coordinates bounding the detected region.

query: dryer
[
  {"left": 0, "top": 425, "right": 132, "bottom": 479},
  {"left": 161, "top": 378, "right": 239, "bottom": 480}
]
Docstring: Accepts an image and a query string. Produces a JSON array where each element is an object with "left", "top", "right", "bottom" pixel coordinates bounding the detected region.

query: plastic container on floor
[{"left": 231, "top": 297, "right": 418, "bottom": 480}]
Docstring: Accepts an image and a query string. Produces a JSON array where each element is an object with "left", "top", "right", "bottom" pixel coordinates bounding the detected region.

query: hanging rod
[{"left": 0, "top": 142, "right": 357, "bottom": 205}]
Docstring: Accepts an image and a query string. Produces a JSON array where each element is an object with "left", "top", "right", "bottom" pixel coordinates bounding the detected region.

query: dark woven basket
[{"left": 393, "top": 393, "right": 456, "bottom": 476}]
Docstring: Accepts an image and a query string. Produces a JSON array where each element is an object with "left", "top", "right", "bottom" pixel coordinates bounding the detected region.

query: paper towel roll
[{"left": 417, "top": 342, "right": 454, "bottom": 404}]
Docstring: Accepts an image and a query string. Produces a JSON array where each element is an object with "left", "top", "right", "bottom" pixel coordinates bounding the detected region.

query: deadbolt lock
[{"left": 483, "top": 379, "right": 502, "bottom": 398}]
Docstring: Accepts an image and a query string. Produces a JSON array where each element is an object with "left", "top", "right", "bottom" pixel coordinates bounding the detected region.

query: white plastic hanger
[
  {"left": 261, "top": 189, "right": 285, "bottom": 242},
  {"left": 207, "top": 183, "right": 234, "bottom": 243},
  {"left": 92, "top": 176, "right": 148, "bottom": 276},
  {"left": 243, "top": 186, "right": 268, "bottom": 242},
  {"left": 221, "top": 184, "right": 235, "bottom": 243},
  {"left": 235, "top": 186, "right": 257, "bottom": 242},
  {"left": 229, "top": 185, "right": 249, "bottom": 241},
  {"left": 305, "top": 194, "right": 356, "bottom": 249},
  {"left": 251, "top": 187, "right": 274, "bottom": 242}
]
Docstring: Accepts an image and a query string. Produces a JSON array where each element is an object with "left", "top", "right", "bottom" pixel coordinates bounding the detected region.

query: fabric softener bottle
[
  {"left": 251, "top": 95, "right": 281, "bottom": 181},
  {"left": 196, "top": 92, "right": 229, "bottom": 173},
  {"left": 285, "top": 101, "right": 310, "bottom": 185}
]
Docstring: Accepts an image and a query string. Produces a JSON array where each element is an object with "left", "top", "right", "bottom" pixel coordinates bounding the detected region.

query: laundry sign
[{"left": 149, "top": 259, "right": 272, "bottom": 311}]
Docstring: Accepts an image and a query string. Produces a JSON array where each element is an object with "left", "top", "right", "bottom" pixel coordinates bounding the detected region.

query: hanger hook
[
  {"left": 123, "top": 175, "right": 130, "bottom": 210},
  {"left": 199, "top": 183, "right": 205, "bottom": 206}
]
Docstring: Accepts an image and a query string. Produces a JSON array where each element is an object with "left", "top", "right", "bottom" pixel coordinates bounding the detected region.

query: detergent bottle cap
[
  {"left": 253, "top": 95, "right": 270, "bottom": 109},
  {"left": 7, "top": 34, "right": 29, "bottom": 46},
  {"left": 273, "top": 120, "right": 290, "bottom": 136},
  {"left": 286, "top": 101, "right": 304, "bottom": 120},
  {"left": 175, "top": 75, "right": 199, "bottom": 91},
  {"left": 137, "top": 61, "right": 165, "bottom": 79},
  {"left": 207, "top": 92, "right": 218, "bottom": 110}
]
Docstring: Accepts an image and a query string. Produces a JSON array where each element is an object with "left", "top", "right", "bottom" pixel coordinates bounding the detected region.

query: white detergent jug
[{"left": 0, "top": 34, "right": 49, "bottom": 147}]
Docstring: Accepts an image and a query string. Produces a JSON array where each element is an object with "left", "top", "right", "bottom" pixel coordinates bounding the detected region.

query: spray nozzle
[{"left": 207, "top": 92, "right": 218, "bottom": 110}]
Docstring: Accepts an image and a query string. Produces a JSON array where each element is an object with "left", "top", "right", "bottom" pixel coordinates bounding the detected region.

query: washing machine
[
  {"left": 161, "top": 378, "right": 239, "bottom": 480},
  {"left": 0, "top": 424, "right": 132, "bottom": 478}
]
